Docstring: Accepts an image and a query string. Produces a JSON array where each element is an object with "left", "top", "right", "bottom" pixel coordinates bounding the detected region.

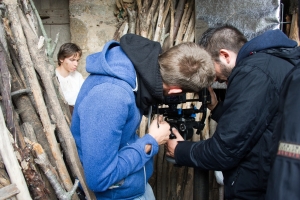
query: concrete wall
[{"left": 69, "top": 0, "right": 118, "bottom": 78}]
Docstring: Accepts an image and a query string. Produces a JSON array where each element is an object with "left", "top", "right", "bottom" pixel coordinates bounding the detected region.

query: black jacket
[
  {"left": 174, "top": 30, "right": 300, "bottom": 200},
  {"left": 265, "top": 63, "right": 300, "bottom": 200}
]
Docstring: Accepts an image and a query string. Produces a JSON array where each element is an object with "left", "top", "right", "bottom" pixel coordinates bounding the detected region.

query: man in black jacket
[
  {"left": 265, "top": 5, "right": 300, "bottom": 200},
  {"left": 166, "top": 24, "right": 300, "bottom": 199}
]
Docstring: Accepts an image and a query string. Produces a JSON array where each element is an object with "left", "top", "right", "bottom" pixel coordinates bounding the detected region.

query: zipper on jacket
[{"left": 231, "top": 171, "right": 240, "bottom": 186}]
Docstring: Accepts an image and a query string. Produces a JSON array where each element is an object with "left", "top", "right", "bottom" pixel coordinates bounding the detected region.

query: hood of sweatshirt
[
  {"left": 120, "top": 34, "right": 164, "bottom": 113},
  {"left": 236, "top": 29, "right": 298, "bottom": 64},
  {"left": 85, "top": 40, "right": 136, "bottom": 90}
]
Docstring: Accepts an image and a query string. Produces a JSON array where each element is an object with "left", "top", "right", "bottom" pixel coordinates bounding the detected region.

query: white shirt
[{"left": 56, "top": 69, "right": 84, "bottom": 106}]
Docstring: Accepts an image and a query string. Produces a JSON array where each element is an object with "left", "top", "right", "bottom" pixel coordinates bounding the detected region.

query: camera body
[{"left": 152, "top": 88, "right": 211, "bottom": 140}]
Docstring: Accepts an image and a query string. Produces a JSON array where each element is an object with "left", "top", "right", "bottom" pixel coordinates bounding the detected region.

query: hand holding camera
[{"left": 148, "top": 115, "right": 171, "bottom": 146}]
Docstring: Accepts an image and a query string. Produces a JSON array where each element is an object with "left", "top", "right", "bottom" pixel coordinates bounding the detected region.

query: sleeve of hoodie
[
  {"left": 175, "top": 64, "right": 279, "bottom": 170},
  {"left": 78, "top": 83, "right": 159, "bottom": 192}
]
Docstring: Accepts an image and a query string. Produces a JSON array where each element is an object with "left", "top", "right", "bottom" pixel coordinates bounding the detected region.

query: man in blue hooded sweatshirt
[
  {"left": 166, "top": 24, "right": 300, "bottom": 199},
  {"left": 71, "top": 34, "right": 216, "bottom": 199}
]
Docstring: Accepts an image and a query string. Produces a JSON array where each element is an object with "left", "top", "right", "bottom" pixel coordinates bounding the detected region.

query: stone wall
[{"left": 69, "top": 0, "right": 118, "bottom": 78}]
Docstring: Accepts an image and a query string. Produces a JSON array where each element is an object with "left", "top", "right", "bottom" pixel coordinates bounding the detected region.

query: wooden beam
[{"left": 0, "top": 184, "right": 20, "bottom": 200}]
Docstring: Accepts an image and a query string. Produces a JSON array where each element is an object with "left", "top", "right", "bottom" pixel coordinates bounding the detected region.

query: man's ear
[
  {"left": 168, "top": 88, "right": 182, "bottom": 95},
  {"left": 219, "top": 49, "right": 230, "bottom": 64}
]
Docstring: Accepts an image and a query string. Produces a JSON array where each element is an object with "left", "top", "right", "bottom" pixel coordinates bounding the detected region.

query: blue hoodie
[{"left": 71, "top": 40, "right": 159, "bottom": 199}]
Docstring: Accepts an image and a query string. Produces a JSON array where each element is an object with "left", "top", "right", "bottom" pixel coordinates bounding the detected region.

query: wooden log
[
  {"left": 0, "top": 9, "right": 8, "bottom": 54},
  {"left": 0, "top": 106, "right": 32, "bottom": 200},
  {"left": 173, "top": 0, "right": 186, "bottom": 40},
  {"left": 127, "top": 7, "right": 137, "bottom": 34},
  {"left": 3, "top": 0, "right": 74, "bottom": 195},
  {"left": 52, "top": 75, "right": 72, "bottom": 127},
  {"left": 148, "top": 9, "right": 159, "bottom": 40},
  {"left": 17, "top": 6, "right": 95, "bottom": 199},
  {"left": 6, "top": 41, "right": 57, "bottom": 167},
  {"left": 12, "top": 110, "right": 26, "bottom": 149},
  {"left": 32, "top": 142, "right": 79, "bottom": 200},
  {"left": 169, "top": 0, "right": 175, "bottom": 47},
  {"left": 22, "top": 123, "right": 58, "bottom": 200},
  {"left": 145, "top": 0, "right": 159, "bottom": 39},
  {"left": 7, "top": 39, "right": 27, "bottom": 89},
  {"left": 175, "top": 0, "right": 193, "bottom": 44},
  {"left": 175, "top": 0, "right": 191, "bottom": 44},
  {"left": 0, "top": 183, "right": 20, "bottom": 200},
  {"left": 0, "top": 154, "right": 16, "bottom": 200},
  {"left": 138, "top": 0, "right": 150, "bottom": 37},
  {"left": 158, "top": 0, "right": 171, "bottom": 46},
  {"left": 154, "top": 146, "right": 166, "bottom": 200},
  {"left": 0, "top": 40, "right": 15, "bottom": 143},
  {"left": 285, "top": 14, "right": 291, "bottom": 37},
  {"left": 20, "top": 0, "right": 38, "bottom": 36},
  {"left": 153, "top": 0, "right": 165, "bottom": 41},
  {"left": 135, "top": 0, "right": 142, "bottom": 35},
  {"left": 183, "top": 11, "right": 195, "bottom": 42},
  {"left": 289, "top": 12, "right": 300, "bottom": 45},
  {"left": 17, "top": 141, "right": 50, "bottom": 200},
  {"left": 113, "top": 20, "right": 129, "bottom": 41}
]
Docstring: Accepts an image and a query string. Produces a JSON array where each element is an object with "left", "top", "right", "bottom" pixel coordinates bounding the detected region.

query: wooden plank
[{"left": 0, "top": 184, "right": 20, "bottom": 200}]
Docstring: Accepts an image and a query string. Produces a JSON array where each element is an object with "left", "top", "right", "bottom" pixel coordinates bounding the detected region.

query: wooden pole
[
  {"left": 17, "top": 7, "right": 95, "bottom": 200},
  {"left": 3, "top": 0, "right": 75, "bottom": 195},
  {"left": 0, "top": 106, "right": 32, "bottom": 200}
]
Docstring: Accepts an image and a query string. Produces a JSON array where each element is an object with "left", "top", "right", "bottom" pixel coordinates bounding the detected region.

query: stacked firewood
[
  {"left": 114, "top": 0, "right": 195, "bottom": 47},
  {"left": 0, "top": 0, "right": 95, "bottom": 199}
]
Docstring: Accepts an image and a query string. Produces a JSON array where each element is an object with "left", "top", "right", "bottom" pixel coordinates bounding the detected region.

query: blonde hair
[{"left": 158, "top": 42, "right": 215, "bottom": 92}]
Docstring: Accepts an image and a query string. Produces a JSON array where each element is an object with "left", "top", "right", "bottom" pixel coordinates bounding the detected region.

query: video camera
[{"left": 152, "top": 88, "right": 211, "bottom": 140}]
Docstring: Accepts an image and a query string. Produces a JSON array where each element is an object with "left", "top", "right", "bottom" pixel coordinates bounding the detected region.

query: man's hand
[
  {"left": 207, "top": 87, "right": 218, "bottom": 111},
  {"left": 165, "top": 128, "right": 184, "bottom": 158},
  {"left": 148, "top": 116, "right": 171, "bottom": 145}
]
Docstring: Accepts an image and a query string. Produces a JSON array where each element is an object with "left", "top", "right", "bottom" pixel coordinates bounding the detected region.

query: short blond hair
[{"left": 158, "top": 42, "right": 215, "bottom": 92}]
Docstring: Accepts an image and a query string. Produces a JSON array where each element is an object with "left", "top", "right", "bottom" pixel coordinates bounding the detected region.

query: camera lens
[{"left": 179, "top": 123, "right": 186, "bottom": 132}]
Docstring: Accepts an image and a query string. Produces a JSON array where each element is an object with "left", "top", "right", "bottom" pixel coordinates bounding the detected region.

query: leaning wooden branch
[
  {"left": 144, "top": 0, "right": 159, "bottom": 39},
  {"left": 20, "top": 0, "right": 38, "bottom": 36},
  {"left": 169, "top": 0, "right": 175, "bottom": 47},
  {"left": 17, "top": 141, "right": 50, "bottom": 199},
  {"left": 127, "top": 7, "right": 137, "bottom": 34},
  {"left": 0, "top": 106, "right": 32, "bottom": 200},
  {"left": 6, "top": 39, "right": 58, "bottom": 167},
  {"left": 175, "top": 1, "right": 190, "bottom": 45},
  {"left": 173, "top": 0, "right": 186, "bottom": 39},
  {"left": 17, "top": 6, "right": 95, "bottom": 200},
  {"left": 138, "top": 0, "right": 151, "bottom": 37},
  {"left": 153, "top": 0, "right": 165, "bottom": 41},
  {"left": 183, "top": 11, "right": 195, "bottom": 42},
  {"left": 32, "top": 142, "right": 79, "bottom": 200},
  {"left": 0, "top": 183, "right": 19, "bottom": 200},
  {"left": 5, "top": 0, "right": 73, "bottom": 193},
  {"left": 0, "top": 40, "right": 15, "bottom": 142}
]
